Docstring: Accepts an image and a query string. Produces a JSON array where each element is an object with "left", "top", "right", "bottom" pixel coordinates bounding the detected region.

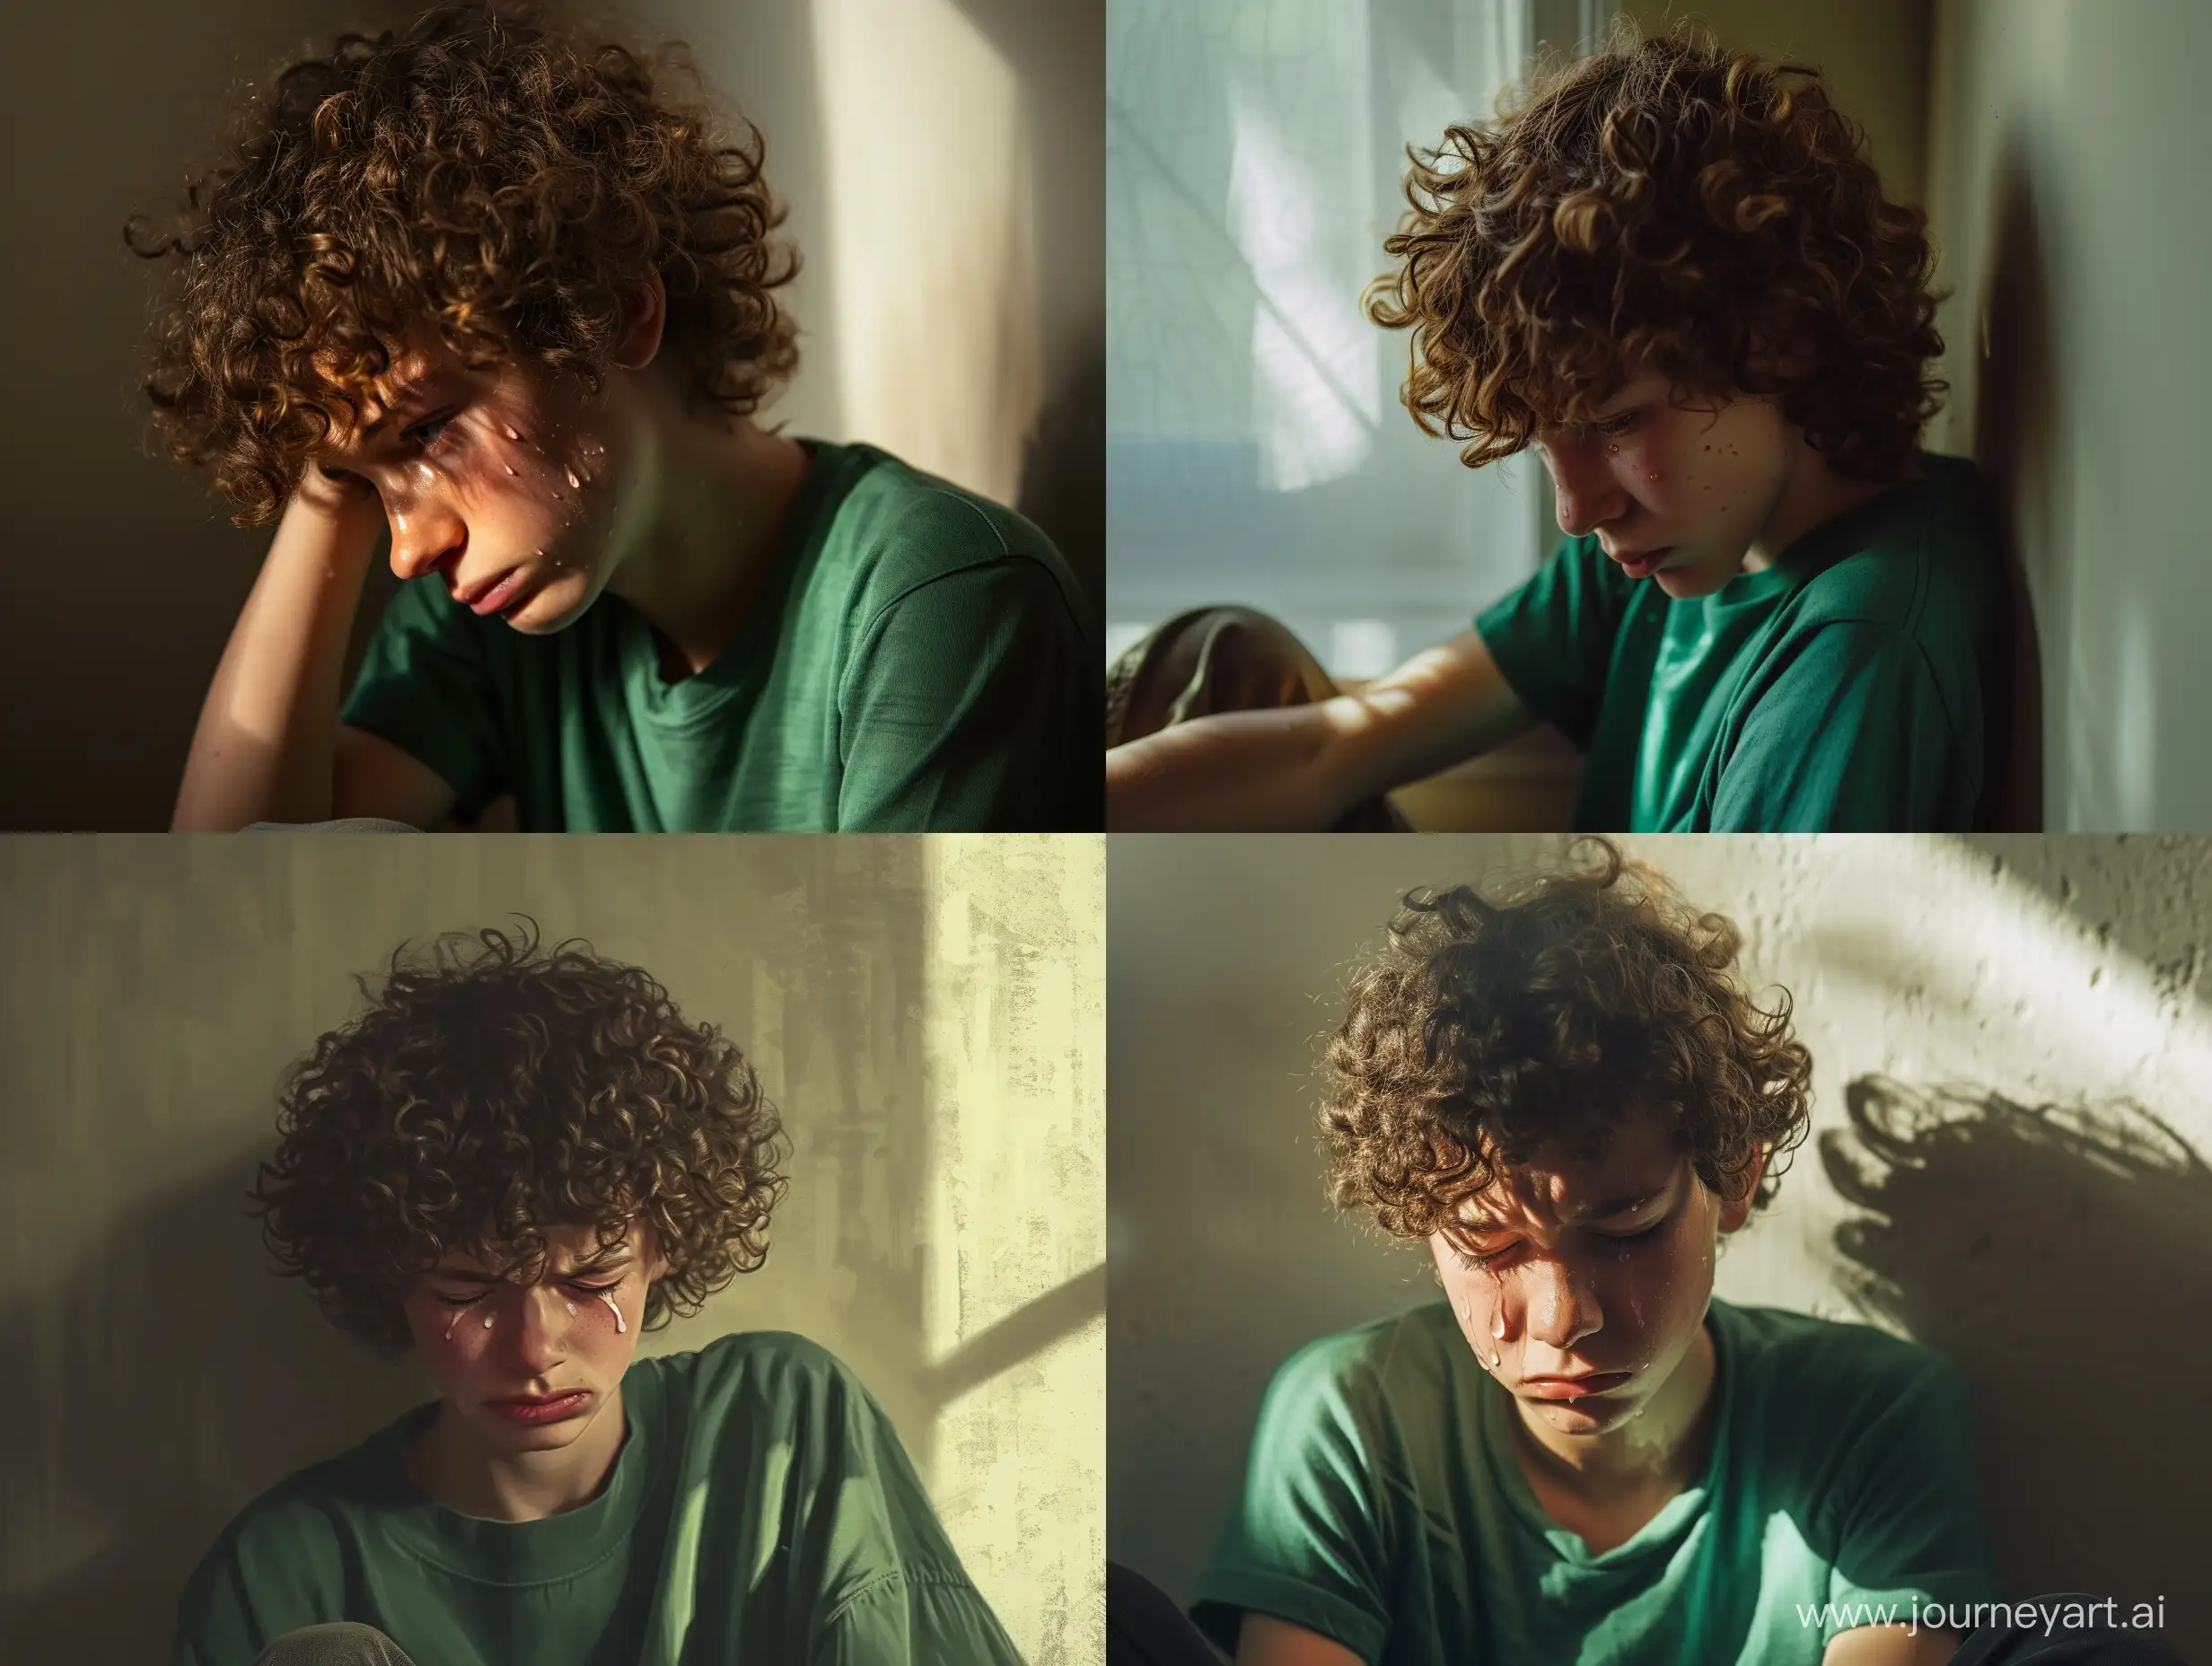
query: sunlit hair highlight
[
  {"left": 247, "top": 919, "right": 787, "bottom": 1361},
  {"left": 1321, "top": 837, "right": 1812, "bottom": 1241},
  {"left": 127, "top": 1, "right": 800, "bottom": 526},
  {"left": 1365, "top": 13, "right": 1946, "bottom": 481}
]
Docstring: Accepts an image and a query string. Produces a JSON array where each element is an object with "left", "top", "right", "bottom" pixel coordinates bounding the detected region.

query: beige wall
[
  {"left": 1620, "top": 0, "right": 1931, "bottom": 210},
  {"left": 0, "top": 0, "right": 1101, "bottom": 830},
  {"left": 1109, "top": 834, "right": 2206, "bottom": 1659},
  {"left": 0, "top": 833, "right": 1105, "bottom": 1665}
]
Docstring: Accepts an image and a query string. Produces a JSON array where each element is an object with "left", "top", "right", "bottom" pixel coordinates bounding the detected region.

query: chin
[{"left": 1651, "top": 563, "right": 1731, "bottom": 601}]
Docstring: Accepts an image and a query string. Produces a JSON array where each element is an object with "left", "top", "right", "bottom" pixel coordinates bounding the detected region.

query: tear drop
[
  {"left": 443, "top": 1307, "right": 463, "bottom": 1340},
  {"left": 503, "top": 464, "right": 516, "bottom": 476},
  {"left": 564, "top": 1300, "right": 578, "bottom": 1316},
  {"left": 482, "top": 1313, "right": 495, "bottom": 1328},
  {"left": 565, "top": 468, "right": 582, "bottom": 489},
  {"left": 1491, "top": 1308, "right": 1507, "bottom": 1339},
  {"left": 600, "top": 1291, "right": 626, "bottom": 1333},
  {"left": 500, "top": 425, "right": 522, "bottom": 442}
]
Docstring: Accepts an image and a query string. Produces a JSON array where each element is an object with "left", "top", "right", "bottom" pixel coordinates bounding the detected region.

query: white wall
[
  {"left": 1921, "top": 0, "right": 2212, "bottom": 828},
  {"left": 1109, "top": 834, "right": 2208, "bottom": 1660},
  {"left": 0, "top": 834, "right": 1105, "bottom": 1665}
]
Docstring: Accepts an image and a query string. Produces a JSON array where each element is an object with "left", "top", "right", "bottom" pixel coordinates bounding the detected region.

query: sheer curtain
[{"left": 1106, "top": 0, "right": 1607, "bottom": 677}]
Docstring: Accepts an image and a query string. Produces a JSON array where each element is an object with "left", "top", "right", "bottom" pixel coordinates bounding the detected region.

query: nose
[
  {"left": 388, "top": 505, "right": 466, "bottom": 583},
  {"left": 492, "top": 1285, "right": 570, "bottom": 1376},
  {"left": 1543, "top": 438, "right": 1626, "bottom": 539},
  {"left": 1516, "top": 1253, "right": 1604, "bottom": 1357}
]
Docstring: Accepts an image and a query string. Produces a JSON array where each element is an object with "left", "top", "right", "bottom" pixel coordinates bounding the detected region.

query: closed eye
[
  {"left": 1447, "top": 1215, "right": 1664, "bottom": 1272},
  {"left": 405, "top": 413, "right": 455, "bottom": 450}
]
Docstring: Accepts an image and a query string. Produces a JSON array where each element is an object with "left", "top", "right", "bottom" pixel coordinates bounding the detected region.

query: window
[{"left": 1107, "top": 0, "right": 1611, "bottom": 677}]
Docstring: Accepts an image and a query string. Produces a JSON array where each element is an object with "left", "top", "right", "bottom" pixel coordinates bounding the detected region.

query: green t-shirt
[
  {"left": 1192, "top": 1297, "right": 2004, "bottom": 1666},
  {"left": 341, "top": 440, "right": 1099, "bottom": 831},
  {"left": 1474, "top": 451, "right": 1997, "bottom": 830},
  {"left": 173, "top": 1331, "right": 1025, "bottom": 1666}
]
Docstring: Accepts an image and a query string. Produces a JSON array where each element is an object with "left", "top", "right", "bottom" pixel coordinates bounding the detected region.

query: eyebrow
[
  {"left": 1452, "top": 1190, "right": 1664, "bottom": 1236},
  {"left": 431, "top": 1246, "right": 634, "bottom": 1284},
  {"left": 356, "top": 371, "right": 458, "bottom": 443}
]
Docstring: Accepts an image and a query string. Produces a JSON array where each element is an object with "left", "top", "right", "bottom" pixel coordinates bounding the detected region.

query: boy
[
  {"left": 1173, "top": 842, "right": 2165, "bottom": 1665},
  {"left": 1105, "top": 19, "right": 1997, "bottom": 833},
  {"left": 135, "top": 3, "right": 1097, "bottom": 832},
  {"left": 177, "top": 923, "right": 1023, "bottom": 1664}
]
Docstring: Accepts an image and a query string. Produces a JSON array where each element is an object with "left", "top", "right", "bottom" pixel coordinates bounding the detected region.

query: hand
[{"left": 288, "top": 460, "right": 382, "bottom": 523}]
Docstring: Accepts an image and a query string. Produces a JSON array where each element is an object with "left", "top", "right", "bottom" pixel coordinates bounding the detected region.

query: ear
[
  {"left": 1716, "top": 1144, "right": 1769, "bottom": 1236},
  {"left": 610, "top": 269, "right": 668, "bottom": 372}
]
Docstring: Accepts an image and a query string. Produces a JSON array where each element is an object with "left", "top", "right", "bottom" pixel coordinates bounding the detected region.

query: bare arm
[
  {"left": 1237, "top": 1613, "right": 1365, "bottom": 1666},
  {"left": 171, "top": 470, "right": 455, "bottom": 830},
  {"left": 1822, "top": 1626, "right": 1962, "bottom": 1665},
  {"left": 1105, "top": 627, "right": 1534, "bottom": 830}
]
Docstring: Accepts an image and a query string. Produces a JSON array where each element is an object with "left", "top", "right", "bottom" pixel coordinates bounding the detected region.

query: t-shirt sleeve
[
  {"left": 1190, "top": 1343, "right": 1393, "bottom": 1664},
  {"left": 1472, "top": 537, "right": 1631, "bottom": 750},
  {"left": 1714, "top": 620, "right": 1974, "bottom": 831},
  {"left": 803, "top": 1358, "right": 1027, "bottom": 1666},
  {"left": 816, "top": 1573, "right": 1028, "bottom": 1666},
  {"left": 339, "top": 577, "right": 508, "bottom": 820},
  {"left": 1820, "top": 1356, "right": 2006, "bottom": 1640},
  {"left": 836, "top": 556, "right": 1096, "bottom": 831}
]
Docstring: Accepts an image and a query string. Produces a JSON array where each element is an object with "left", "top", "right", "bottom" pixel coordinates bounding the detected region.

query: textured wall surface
[
  {"left": 1109, "top": 834, "right": 2207, "bottom": 1659},
  {"left": 0, "top": 833, "right": 1104, "bottom": 1664}
]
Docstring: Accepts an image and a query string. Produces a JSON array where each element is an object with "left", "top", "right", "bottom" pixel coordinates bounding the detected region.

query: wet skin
[
  {"left": 1535, "top": 373, "right": 1919, "bottom": 602},
  {"left": 1426, "top": 1114, "right": 1768, "bottom": 1552},
  {"left": 399, "top": 1218, "right": 670, "bottom": 1522}
]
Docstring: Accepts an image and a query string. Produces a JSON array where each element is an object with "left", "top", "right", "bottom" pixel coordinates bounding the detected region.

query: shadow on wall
[
  {"left": 0, "top": 1158, "right": 424, "bottom": 1665},
  {"left": 1821, "top": 1075, "right": 2206, "bottom": 1663},
  {"left": 948, "top": 0, "right": 1105, "bottom": 629},
  {"left": 1972, "top": 134, "right": 2061, "bottom": 833}
]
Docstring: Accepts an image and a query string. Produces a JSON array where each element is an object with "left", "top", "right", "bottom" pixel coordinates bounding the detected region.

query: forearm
[
  {"left": 1106, "top": 701, "right": 1354, "bottom": 831},
  {"left": 171, "top": 488, "right": 383, "bottom": 830}
]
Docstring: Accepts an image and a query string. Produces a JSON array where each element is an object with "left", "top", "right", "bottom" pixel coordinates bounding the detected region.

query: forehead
[
  {"left": 1450, "top": 1114, "right": 1684, "bottom": 1227},
  {"left": 438, "top": 1219, "right": 638, "bottom": 1270}
]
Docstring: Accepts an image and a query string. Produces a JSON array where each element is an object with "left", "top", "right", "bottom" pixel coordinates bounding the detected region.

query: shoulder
[
  {"left": 1261, "top": 1302, "right": 1469, "bottom": 1431},
  {"left": 645, "top": 1330, "right": 885, "bottom": 1427},
  {"left": 1718, "top": 1300, "right": 1965, "bottom": 1418},
  {"left": 813, "top": 443, "right": 1084, "bottom": 609},
  {"left": 175, "top": 1445, "right": 375, "bottom": 1634},
  {"left": 1786, "top": 453, "right": 2000, "bottom": 637}
]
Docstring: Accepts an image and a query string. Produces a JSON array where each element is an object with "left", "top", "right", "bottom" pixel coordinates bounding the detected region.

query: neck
[
  {"left": 406, "top": 1391, "right": 628, "bottom": 1523},
  {"left": 1742, "top": 445, "right": 1921, "bottom": 574},
  {"left": 599, "top": 404, "right": 813, "bottom": 680},
  {"left": 1511, "top": 1315, "right": 1718, "bottom": 1501}
]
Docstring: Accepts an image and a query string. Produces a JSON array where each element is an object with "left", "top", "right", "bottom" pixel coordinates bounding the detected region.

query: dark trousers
[
  {"left": 1104, "top": 1565, "right": 2188, "bottom": 1666},
  {"left": 1104, "top": 607, "right": 1411, "bottom": 832}
]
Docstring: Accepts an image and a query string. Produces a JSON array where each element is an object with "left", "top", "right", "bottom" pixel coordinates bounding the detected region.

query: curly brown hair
[
  {"left": 246, "top": 920, "right": 787, "bottom": 1361},
  {"left": 127, "top": 1, "right": 801, "bottom": 527},
  {"left": 1364, "top": 13, "right": 1947, "bottom": 483},
  {"left": 1321, "top": 837, "right": 1811, "bottom": 1241}
]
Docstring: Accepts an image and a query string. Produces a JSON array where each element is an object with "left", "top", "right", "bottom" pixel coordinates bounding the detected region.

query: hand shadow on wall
[
  {"left": 0, "top": 1157, "right": 423, "bottom": 1665},
  {"left": 1821, "top": 1076, "right": 2207, "bottom": 1661}
]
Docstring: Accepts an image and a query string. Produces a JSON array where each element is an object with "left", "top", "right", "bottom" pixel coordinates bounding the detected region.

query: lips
[
  {"left": 490, "top": 1390, "right": 581, "bottom": 1406},
  {"left": 1523, "top": 1372, "right": 1633, "bottom": 1400},
  {"left": 454, "top": 567, "right": 530, "bottom": 617},
  {"left": 1605, "top": 545, "right": 1673, "bottom": 579}
]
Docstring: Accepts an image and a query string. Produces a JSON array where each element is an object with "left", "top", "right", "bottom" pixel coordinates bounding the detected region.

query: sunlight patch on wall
[
  {"left": 919, "top": 834, "right": 1106, "bottom": 1663},
  {"left": 810, "top": 0, "right": 1041, "bottom": 504}
]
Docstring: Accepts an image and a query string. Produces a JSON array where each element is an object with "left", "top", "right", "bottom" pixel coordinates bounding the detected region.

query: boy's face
[
  {"left": 400, "top": 1217, "right": 670, "bottom": 1457},
  {"left": 314, "top": 334, "right": 645, "bottom": 635},
  {"left": 1426, "top": 1112, "right": 1759, "bottom": 1441},
  {"left": 1534, "top": 370, "right": 1809, "bottom": 600}
]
